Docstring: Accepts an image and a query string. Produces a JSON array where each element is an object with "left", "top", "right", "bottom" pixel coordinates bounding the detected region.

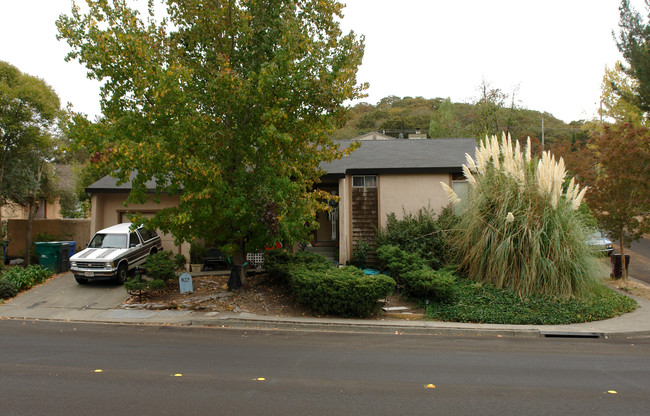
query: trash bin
[
  {"left": 35, "top": 242, "right": 63, "bottom": 273},
  {"left": 611, "top": 254, "right": 631, "bottom": 279},
  {"left": 60, "top": 241, "right": 76, "bottom": 258},
  {"left": 59, "top": 243, "right": 70, "bottom": 273}
]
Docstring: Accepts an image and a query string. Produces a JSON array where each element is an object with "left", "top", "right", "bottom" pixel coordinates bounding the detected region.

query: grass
[{"left": 425, "top": 277, "right": 638, "bottom": 325}]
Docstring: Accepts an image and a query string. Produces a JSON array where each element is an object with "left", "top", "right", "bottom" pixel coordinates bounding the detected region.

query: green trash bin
[{"left": 35, "top": 242, "right": 63, "bottom": 273}]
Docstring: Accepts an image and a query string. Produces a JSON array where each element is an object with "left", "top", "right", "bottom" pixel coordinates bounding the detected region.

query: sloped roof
[
  {"left": 86, "top": 138, "right": 477, "bottom": 192},
  {"left": 321, "top": 138, "right": 477, "bottom": 177}
]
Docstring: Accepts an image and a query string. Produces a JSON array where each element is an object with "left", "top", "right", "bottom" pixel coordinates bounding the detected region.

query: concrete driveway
[{"left": 0, "top": 272, "right": 130, "bottom": 319}]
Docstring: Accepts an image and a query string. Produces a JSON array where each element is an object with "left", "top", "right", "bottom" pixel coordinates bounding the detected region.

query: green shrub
[
  {"left": 288, "top": 265, "right": 395, "bottom": 318},
  {"left": 265, "top": 249, "right": 329, "bottom": 281},
  {"left": 1, "top": 265, "right": 52, "bottom": 291},
  {"left": 401, "top": 266, "right": 457, "bottom": 303},
  {"left": 125, "top": 276, "right": 166, "bottom": 296},
  {"left": 144, "top": 251, "right": 176, "bottom": 282},
  {"left": 0, "top": 278, "right": 18, "bottom": 299},
  {"left": 426, "top": 278, "right": 637, "bottom": 324},
  {"left": 348, "top": 239, "right": 371, "bottom": 268},
  {"left": 189, "top": 241, "right": 206, "bottom": 264},
  {"left": 376, "top": 245, "right": 424, "bottom": 281},
  {"left": 174, "top": 254, "right": 187, "bottom": 270},
  {"left": 375, "top": 207, "right": 458, "bottom": 269}
]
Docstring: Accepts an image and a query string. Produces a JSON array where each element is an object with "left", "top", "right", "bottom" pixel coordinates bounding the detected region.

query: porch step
[{"left": 304, "top": 246, "right": 337, "bottom": 263}]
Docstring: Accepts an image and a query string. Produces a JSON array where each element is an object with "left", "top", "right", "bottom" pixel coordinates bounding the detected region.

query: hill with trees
[{"left": 332, "top": 94, "right": 589, "bottom": 157}]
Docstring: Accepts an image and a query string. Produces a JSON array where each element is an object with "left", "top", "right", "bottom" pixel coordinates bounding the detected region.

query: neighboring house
[
  {"left": 1, "top": 165, "right": 74, "bottom": 221},
  {"left": 85, "top": 137, "right": 477, "bottom": 263}
]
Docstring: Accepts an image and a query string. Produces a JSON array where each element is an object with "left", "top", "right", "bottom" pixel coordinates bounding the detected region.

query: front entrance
[{"left": 312, "top": 188, "right": 339, "bottom": 247}]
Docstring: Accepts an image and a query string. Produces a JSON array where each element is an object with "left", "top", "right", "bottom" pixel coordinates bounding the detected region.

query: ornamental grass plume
[{"left": 443, "top": 133, "right": 601, "bottom": 298}]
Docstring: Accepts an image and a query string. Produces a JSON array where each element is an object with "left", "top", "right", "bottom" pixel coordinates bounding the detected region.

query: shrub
[
  {"left": 348, "top": 239, "right": 371, "bottom": 268},
  {"left": 375, "top": 207, "right": 458, "bottom": 269},
  {"left": 1, "top": 265, "right": 52, "bottom": 291},
  {"left": 125, "top": 275, "right": 166, "bottom": 296},
  {"left": 0, "top": 278, "right": 18, "bottom": 299},
  {"left": 265, "top": 249, "right": 329, "bottom": 281},
  {"left": 189, "top": 241, "right": 206, "bottom": 264},
  {"left": 401, "top": 266, "right": 457, "bottom": 303},
  {"left": 174, "top": 254, "right": 187, "bottom": 270},
  {"left": 288, "top": 265, "right": 395, "bottom": 318},
  {"left": 445, "top": 134, "right": 600, "bottom": 298},
  {"left": 144, "top": 251, "right": 176, "bottom": 282},
  {"left": 376, "top": 245, "right": 424, "bottom": 281},
  {"left": 426, "top": 278, "right": 637, "bottom": 325}
]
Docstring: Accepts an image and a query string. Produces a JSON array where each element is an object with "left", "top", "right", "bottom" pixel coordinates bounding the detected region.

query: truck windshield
[{"left": 88, "top": 233, "right": 127, "bottom": 249}]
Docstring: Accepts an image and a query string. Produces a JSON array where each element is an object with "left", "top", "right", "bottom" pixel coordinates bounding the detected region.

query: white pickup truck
[{"left": 70, "top": 223, "right": 162, "bottom": 285}]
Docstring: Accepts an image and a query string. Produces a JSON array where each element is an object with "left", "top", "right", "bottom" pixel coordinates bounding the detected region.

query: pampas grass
[{"left": 445, "top": 134, "right": 601, "bottom": 298}]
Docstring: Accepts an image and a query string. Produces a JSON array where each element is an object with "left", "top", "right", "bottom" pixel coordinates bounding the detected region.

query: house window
[
  {"left": 352, "top": 175, "right": 377, "bottom": 188},
  {"left": 452, "top": 180, "right": 469, "bottom": 215}
]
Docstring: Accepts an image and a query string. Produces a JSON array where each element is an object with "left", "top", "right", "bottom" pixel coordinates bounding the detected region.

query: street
[
  {"left": 1, "top": 320, "right": 649, "bottom": 415},
  {"left": 628, "top": 235, "right": 650, "bottom": 284}
]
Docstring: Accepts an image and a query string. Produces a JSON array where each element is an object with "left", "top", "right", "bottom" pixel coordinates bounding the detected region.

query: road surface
[{"left": 1, "top": 320, "right": 648, "bottom": 416}]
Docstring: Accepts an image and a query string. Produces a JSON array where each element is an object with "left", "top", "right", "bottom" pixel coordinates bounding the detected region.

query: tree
[
  {"left": 581, "top": 123, "right": 650, "bottom": 280},
  {"left": 600, "top": 62, "right": 645, "bottom": 124},
  {"left": 615, "top": 0, "right": 650, "bottom": 118},
  {"left": 0, "top": 61, "right": 62, "bottom": 261},
  {"left": 429, "top": 97, "right": 461, "bottom": 138},
  {"left": 57, "top": 0, "right": 365, "bottom": 281}
]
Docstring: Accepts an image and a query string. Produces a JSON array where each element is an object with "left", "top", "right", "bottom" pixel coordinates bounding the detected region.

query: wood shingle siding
[{"left": 352, "top": 187, "right": 378, "bottom": 263}]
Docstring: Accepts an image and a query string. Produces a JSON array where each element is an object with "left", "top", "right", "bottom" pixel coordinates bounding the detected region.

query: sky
[{"left": 0, "top": 0, "right": 641, "bottom": 123}]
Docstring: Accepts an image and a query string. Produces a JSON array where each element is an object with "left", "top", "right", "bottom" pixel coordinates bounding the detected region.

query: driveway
[
  {"left": 0, "top": 272, "right": 130, "bottom": 319},
  {"left": 627, "top": 234, "right": 650, "bottom": 285}
]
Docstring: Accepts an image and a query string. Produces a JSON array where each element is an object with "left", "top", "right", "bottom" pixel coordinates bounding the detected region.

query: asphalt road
[
  {"left": 627, "top": 235, "right": 650, "bottom": 284},
  {"left": 1, "top": 321, "right": 649, "bottom": 416}
]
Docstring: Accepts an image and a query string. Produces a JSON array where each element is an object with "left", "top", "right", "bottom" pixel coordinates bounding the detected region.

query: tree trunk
[{"left": 24, "top": 198, "right": 39, "bottom": 267}]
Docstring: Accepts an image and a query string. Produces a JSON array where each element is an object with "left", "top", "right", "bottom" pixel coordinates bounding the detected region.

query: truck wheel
[
  {"left": 75, "top": 276, "right": 88, "bottom": 285},
  {"left": 116, "top": 263, "right": 128, "bottom": 285}
]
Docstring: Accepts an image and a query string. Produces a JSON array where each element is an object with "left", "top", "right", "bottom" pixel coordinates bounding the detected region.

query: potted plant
[{"left": 189, "top": 241, "right": 206, "bottom": 272}]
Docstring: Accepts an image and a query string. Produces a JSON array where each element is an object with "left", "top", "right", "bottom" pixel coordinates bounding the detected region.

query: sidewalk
[{"left": 2, "top": 273, "right": 650, "bottom": 339}]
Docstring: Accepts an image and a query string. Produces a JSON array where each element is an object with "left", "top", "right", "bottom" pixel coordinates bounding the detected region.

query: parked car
[
  {"left": 70, "top": 223, "right": 162, "bottom": 285},
  {"left": 586, "top": 230, "right": 614, "bottom": 256}
]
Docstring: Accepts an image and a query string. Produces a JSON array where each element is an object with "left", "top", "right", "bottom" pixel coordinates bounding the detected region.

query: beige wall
[
  {"left": 377, "top": 173, "right": 451, "bottom": 229},
  {"left": 336, "top": 173, "right": 452, "bottom": 265},
  {"left": 6, "top": 219, "right": 91, "bottom": 257},
  {"left": 338, "top": 176, "right": 351, "bottom": 264},
  {"left": 90, "top": 193, "right": 188, "bottom": 256},
  {"left": 2, "top": 200, "right": 62, "bottom": 220}
]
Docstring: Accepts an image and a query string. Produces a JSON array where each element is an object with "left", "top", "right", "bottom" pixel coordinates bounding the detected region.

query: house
[
  {"left": 84, "top": 137, "right": 477, "bottom": 264},
  {"left": 1, "top": 165, "right": 74, "bottom": 221}
]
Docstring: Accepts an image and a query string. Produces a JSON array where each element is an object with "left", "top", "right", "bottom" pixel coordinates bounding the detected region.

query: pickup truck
[{"left": 70, "top": 223, "right": 162, "bottom": 284}]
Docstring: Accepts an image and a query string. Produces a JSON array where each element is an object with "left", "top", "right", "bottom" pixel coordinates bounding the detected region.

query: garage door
[{"left": 118, "top": 211, "right": 177, "bottom": 253}]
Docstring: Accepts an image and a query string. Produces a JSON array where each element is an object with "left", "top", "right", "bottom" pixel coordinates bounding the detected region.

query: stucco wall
[
  {"left": 90, "top": 193, "right": 188, "bottom": 256},
  {"left": 377, "top": 173, "right": 451, "bottom": 229},
  {"left": 6, "top": 219, "right": 91, "bottom": 257}
]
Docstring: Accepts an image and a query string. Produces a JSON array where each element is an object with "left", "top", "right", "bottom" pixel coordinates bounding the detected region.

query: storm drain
[{"left": 540, "top": 331, "right": 603, "bottom": 339}]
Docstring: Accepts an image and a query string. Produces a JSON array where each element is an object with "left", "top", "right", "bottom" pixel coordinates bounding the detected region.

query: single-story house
[{"left": 85, "top": 137, "right": 477, "bottom": 264}]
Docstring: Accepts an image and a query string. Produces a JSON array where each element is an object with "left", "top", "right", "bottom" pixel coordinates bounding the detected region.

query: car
[
  {"left": 586, "top": 230, "right": 614, "bottom": 256},
  {"left": 70, "top": 223, "right": 162, "bottom": 285}
]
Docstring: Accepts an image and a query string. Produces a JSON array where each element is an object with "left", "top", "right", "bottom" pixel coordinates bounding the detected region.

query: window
[
  {"left": 452, "top": 180, "right": 469, "bottom": 215},
  {"left": 139, "top": 229, "right": 158, "bottom": 241},
  {"left": 352, "top": 175, "right": 377, "bottom": 188},
  {"left": 129, "top": 232, "right": 141, "bottom": 248}
]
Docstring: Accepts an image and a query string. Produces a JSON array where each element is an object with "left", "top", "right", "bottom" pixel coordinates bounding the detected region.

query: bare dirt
[
  {"left": 122, "top": 271, "right": 422, "bottom": 319},
  {"left": 605, "top": 278, "right": 650, "bottom": 302}
]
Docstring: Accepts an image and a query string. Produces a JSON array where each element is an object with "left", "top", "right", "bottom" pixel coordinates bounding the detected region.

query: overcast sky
[{"left": 0, "top": 0, "right": 640, "bottom": 123}]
